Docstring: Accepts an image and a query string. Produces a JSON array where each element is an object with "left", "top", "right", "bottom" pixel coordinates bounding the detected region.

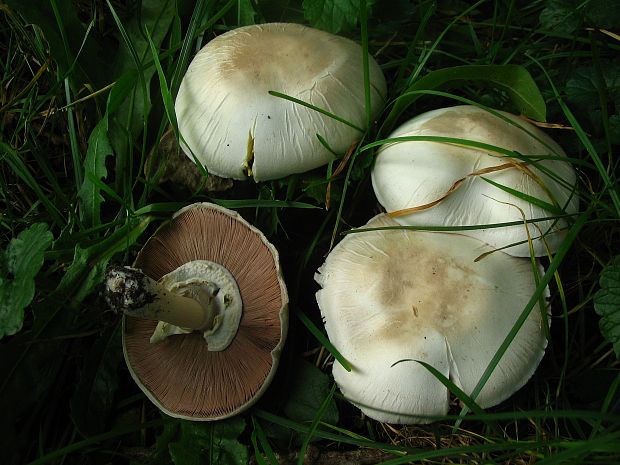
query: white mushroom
[
  {"left": 104, "top": 203, "right": 288, "bottom": 420},
  {"left": 371, "top": 105, "right": 579, "bottom": 257},
  {"left": 315, "top": 214, "right": 549, "bottom": 424},
  {"left": 175, "top": 22, "right": 387, "bottom": 182}
]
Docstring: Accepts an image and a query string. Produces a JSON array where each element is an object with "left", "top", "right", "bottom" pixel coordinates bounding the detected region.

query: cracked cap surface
[{"left": 175, "top": 23, "right": 387, "bottom": 181}]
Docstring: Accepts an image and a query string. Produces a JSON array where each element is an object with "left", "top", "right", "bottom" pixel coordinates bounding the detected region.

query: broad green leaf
[
  {"left": 70, "top": 324, "right": 123, "bottom": 435},
  {"left": 153, "top": 421, "right": 180, "bottom": 464},
  {"left": 539, "top": 0, "right": 581, "bottom": 34},
  {"left": 107, "top": 0, "right": 176, "bottom": 190},
  {"left": 594, "top": 256, "right": 620, "bottom": 359},
  {"left": 383, "top": 65, "right": 546, "bottom": 134},
  {"left": 565, "top": 62, "right": 620, "bottom": 137},
  {"left": 107, "top": 71, "right": 139, "bottom": 115},
  {"left": 540, "top": 0, "right": 620, "bottom": 33},
  {"left": 302, "top": 0, "right": 372, "bottom": 33},
  {"left": 0, "top": 223, "right": 53, "bottom": 339},
  {"left": 53, "top": 216, "right": 154, "bottom": 305},
  {"left": 78, "top": 116, "right": 113, "bottom": 228},
  {"left": 584, "top": 0, "right": 620, "bottom": 29},
  {"left": 566, "top": 62, "right": 620, "bottom": 110},
  {"left": 0, "top": 217, "right": 153, "bottom": 453},
  {"left": 237, "top": 0, "right": 258, "bottom": 25},
  {"left": 283, "top": 359, "right": 339, "bottom": 425},
  {"left": 169, "top": 418, "right": 248, "bottom": 465}
]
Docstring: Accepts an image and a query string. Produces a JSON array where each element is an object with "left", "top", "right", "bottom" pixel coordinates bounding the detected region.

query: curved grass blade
[
  {"left": 297, "top": 311, "right": 351, "bottom": 372},
  {"left": 268, "top": 90, "right": 364, "bottom": 132},
  {"left": 456, "top": 208, "right": 589, "bottom": 426},
  {"left": 382, "top": 64, "right": 546, "bottom": 134},
  {"left": 296, "top": 383, "right": 337, "bottom": 465},
  {"left": 25, "top": 418, "right": 169, "bottom": 465}
]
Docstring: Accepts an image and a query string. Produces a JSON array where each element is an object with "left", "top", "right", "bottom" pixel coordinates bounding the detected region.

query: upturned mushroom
[
  {"left": 175, "top": 22, "right": 387, "bottom": 182},
  {"left": 315, "top": 214, "right": 549, "bottom": 424},
  {"left": 371, "top": 105, "right": 578, "bottom": 257},
  {"left": 105, "top": 203, "right": 288, "bottom": 420}
]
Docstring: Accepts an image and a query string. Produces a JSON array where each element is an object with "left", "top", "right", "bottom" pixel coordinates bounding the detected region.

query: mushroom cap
[
  {"left": 175, "top": 22, "right": 387, "bottom": 182},
  {"left": 371, "top": 105, "right": 579, "bottom": 257},
  {"left": 123, "top": 203, "right": 288, "bottom": 420},
  {"left": 315, "top": 214, "right": 549, "bottom": 424}
]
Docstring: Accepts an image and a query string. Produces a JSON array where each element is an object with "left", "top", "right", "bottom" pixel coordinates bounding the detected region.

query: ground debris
[{"left": 250, "top": 444, "right": 396, "bottom": 465}]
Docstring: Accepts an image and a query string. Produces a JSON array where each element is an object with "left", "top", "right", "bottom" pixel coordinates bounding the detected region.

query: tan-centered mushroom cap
[
  {"left": 315, "top": 214, "right": 549, "bottom": 424},
  {"left": 123, "top": 203, "right": 288, "bottom": 420},
  {"left": 371, "top": 105, "right": 579, "bottom": 257},
  {"left": 175, "top": 22, "right": 387, "bottom": 182}
]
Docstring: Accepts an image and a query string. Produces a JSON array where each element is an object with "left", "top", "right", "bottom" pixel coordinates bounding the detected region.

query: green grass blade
[
  {"left": 253, "top": 409, "right": 412, "bottom": 453},
  {"left": 0, "top": 142, "right": 65, "bottom": 227},
  {"left": 480, "top": 176, "right": 567, "bottom": 215},
  {"left": 297, "top": 383, "right": 337, "bottom": 465},
  {"left": 456, "top": 208, "right": 589, "bottom": 425},
  {"left": 530, "top": 54, "right": 620, "bottom": 218},
  {"left": 145, "top": 26, "right": 178, "bottom": 133},
  {"left": 382, "top": 63, "right": 546, "bottom": 135},
  {"left": 25, "top": 419, "right": 169, "bottom": 465},
  {"left": 62, "top": 79, "right": 82, "bottom": 187},
  {"left": 391, "top": 358, "right": 491, "bottom": 424},
  {"left": 297, "top": 311, "right": 351, "bottom": 372},
  {"left": 343, "top": 215, "right": 575, "bottom": 234},
  {"left": 268, "top": 91, "right": 364, "bottom": 132},
  {"left": 251, "top": 416, "right": 278, "bottom": 465}
]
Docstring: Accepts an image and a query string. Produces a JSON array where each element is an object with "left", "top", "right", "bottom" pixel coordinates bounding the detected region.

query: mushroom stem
[{"left": 105, "top": 266, "right": 212, "bottom": 330}]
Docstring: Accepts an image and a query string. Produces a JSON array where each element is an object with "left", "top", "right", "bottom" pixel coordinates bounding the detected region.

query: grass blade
[{"left": 297, "top": 311, "right": 351, "bottom": 372}]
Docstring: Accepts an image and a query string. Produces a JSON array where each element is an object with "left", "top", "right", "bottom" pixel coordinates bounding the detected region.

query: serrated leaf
[
  {"left": 302, "top": 0, "right": 370, "bottom": 33},
  {"left": 78, "top": 116, "right": 113, "bottom": 228},
  {"left": 383, "top": 64, "right": 547, "bottom": 134},
  {"left": 0, "top": 223, "right": 53, "bottom": 339},
  {"left": 594, "top": 256, "right": 620, "bottom": 359},
  {"left": 70, "top": 323, "right": 123, "bottom": 435},
  {"left": 283, "top": 359, "right": 339, "bottom": 425}
]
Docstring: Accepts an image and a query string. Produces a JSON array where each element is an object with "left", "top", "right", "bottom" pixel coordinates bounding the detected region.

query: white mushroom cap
[
  {"left": 315, "top": 214, "right": 549, "bottom": 424},
  {"left": 175, "top": 23, "right": 387, "bottom": 182},
  {"left": 371, "top": 105, "right": 579, "bottom": 257}
]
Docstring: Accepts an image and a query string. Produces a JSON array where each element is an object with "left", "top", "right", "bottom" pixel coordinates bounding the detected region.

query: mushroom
[
  {"left": 371, "top": 105, "right": 579, "bottom": 257},
  {"left": 105, "top": 202, "right": 288, "bottom": 420},
  {"left": 315, "top": 214, "right": 549, "bottom": 424},
  {"left": 175, "top": 22, "right": 387, "bottom": 182}
]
